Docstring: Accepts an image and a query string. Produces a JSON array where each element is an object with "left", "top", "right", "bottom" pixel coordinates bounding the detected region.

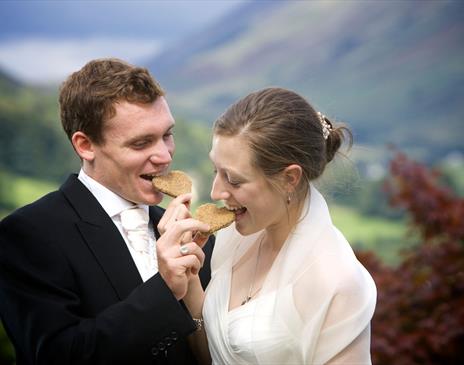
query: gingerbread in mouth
[
  {"left": 152, "top": 170, "right": 193, "bottom": 198},
  {"left": 194, "top": 203, "right": 235, "bottom": 237},
  {"left": 153, "top": 170, "right": 235, "bottom": 237}
]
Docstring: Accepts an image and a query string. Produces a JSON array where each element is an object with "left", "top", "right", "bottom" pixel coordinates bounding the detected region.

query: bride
[{"left": 164, "top": 87, "right": 376, "bottom": 364}]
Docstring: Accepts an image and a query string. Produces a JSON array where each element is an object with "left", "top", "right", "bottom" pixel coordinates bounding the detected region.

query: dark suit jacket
[{"left": 0, "top": 174, "right": 214, "bottom": 365}]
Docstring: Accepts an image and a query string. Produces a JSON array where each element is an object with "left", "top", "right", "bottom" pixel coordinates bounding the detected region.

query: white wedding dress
[{"left": 203, "top": 185, "right": 377, "bottom": 364}]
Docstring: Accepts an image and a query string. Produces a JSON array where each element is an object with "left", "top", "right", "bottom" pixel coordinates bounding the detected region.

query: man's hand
[{"left": 156, "top": 195, "right": 210, "bottom": 300}]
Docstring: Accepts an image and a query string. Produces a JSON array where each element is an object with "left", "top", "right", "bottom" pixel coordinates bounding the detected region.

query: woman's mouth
[{"left": 227, "top": 205, "right": 247, "bottom": 219}]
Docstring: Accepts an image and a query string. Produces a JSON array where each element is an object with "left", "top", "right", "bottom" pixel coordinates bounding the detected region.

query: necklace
[{"left": 241, "top": 235, "right": 264, "bottom": 306}]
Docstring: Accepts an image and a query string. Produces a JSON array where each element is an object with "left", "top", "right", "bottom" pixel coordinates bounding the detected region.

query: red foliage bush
[
  {"left": 385, "top": 152, "right": 464, "bottom": 241},
  {"left": 356, "top": 152, "right": 464, "bottom": 365}
]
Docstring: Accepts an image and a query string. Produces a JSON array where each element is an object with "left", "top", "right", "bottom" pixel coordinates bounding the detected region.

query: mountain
[
  {"left": 146, "top": 0, "right": 464, "bottom": 162},
  {"left": 0, "top": 67, "right": 22, "bottom": 95}
]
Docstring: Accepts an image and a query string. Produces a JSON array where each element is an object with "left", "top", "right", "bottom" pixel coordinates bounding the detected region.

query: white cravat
[{"left": 120, "top": 206, "right": 154, "bottom": 277}]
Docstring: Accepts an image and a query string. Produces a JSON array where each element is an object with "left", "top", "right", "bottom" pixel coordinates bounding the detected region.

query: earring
[{"left": 287, "top": 193, "right": 291, "bottom": 205}]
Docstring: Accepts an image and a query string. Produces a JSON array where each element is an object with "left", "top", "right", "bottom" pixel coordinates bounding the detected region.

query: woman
[{"left": 164, "top": 87, "right": 376, "bottom": 364}]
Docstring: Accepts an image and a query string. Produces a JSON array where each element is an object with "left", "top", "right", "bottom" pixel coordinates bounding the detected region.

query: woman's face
[{"left": 209, "top": 134, "right": 288, "bottom": 236}]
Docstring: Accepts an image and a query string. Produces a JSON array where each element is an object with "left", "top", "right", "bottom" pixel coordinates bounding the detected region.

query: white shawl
[{"left": 203, "top": 185, "right": 377, "bottom": 364}]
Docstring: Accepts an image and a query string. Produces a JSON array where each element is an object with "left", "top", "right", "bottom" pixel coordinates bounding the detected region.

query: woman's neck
[{"left": 264, "top": 196, "right": 306, "bottom": 252}]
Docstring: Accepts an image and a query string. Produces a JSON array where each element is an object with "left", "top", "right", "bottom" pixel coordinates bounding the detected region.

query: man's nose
[{"left": 149, "top": 141, "right": 173, "bottom": 165}]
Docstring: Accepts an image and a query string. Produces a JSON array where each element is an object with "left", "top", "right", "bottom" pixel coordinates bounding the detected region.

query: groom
[{"left": 0, "top": 58, "right": 213, "bottom": 364}]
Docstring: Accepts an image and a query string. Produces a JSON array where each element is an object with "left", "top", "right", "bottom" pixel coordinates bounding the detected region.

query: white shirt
[{"left": 78, "top": 169, "right": 158, "bottom": 282}]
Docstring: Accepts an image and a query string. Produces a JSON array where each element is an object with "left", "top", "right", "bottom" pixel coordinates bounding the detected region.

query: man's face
[{"left": 87, "top": 97, "right": 175, "bottom": 205}]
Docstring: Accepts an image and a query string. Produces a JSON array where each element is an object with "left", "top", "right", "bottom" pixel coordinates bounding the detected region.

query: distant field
[
  {"left": 330, "top": 204, "right": 417, "bottom": 265},
  {"left": 0, "top": 171, "right": 417, "bottom": 266},
  {"left": 0, "top": 170, "right": 57, "bottom": 218}
]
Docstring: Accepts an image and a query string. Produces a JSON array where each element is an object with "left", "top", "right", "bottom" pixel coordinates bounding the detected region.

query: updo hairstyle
[{"left": 213, "top": 87, "right": 352, "bottom": 199}]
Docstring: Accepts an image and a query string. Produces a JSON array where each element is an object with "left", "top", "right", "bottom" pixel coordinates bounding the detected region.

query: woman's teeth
[{"left": 227, "top": 205, "right": 247, "bottom": 215}]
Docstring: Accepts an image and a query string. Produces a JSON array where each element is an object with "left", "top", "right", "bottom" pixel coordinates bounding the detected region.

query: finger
[
  {"left": 164, "top": 205, "right": 193, "bottom": 240},
  {"left": 179, "top": 244, "right": 190, "bottom": 256},
  {"left": 176, "top": 193, "right": 193, "bottom": 206},
  {"left": 160, "top": 207, "right": 191, "bottom": 237},
  {"left": 177, "top": 255, "right": 202, "bottom": 276},
  {"left": 176, "top": 242, "right": 205, "bottom": 275},
  {"left": 164, "top": 218, "right": 210, "bottom": 244},
  {"left": 158, "top": 193, "right": 193, "bottom": 232},
  {"left": 178, "top": 242, "right": 205, "bottom": 267},
  {"left": 180, "top": 230, "right": 193, "bottom": 244},
  {"left": 157, "top": 232, "right": 205, "bottom": 263}
]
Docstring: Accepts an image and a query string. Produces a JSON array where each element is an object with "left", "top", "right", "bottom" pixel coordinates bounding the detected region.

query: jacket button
[
  {"left": 158, "top": 342, "right": 166, "bottom": 352},
  {"left": 170, "top": 331, "right": 178, "bottom": 341},
  {"left": 164, "top": 336, "right": 173, "bottom": 347}
]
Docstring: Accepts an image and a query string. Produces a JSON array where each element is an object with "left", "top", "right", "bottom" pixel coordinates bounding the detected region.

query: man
[{"left": 0, "top": 58, "right": 213, "bottom": 364}]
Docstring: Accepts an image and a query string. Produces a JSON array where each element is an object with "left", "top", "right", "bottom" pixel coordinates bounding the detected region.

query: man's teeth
[{"left": 142, "top": 174, "right": 158, "bottom": 180}]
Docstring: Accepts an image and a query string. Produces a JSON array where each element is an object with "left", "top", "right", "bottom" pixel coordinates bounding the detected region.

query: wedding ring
[{"left": 179, "top": 245, "right": 189, "bottom": 255}]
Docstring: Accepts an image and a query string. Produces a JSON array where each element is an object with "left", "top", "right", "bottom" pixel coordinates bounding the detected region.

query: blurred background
[{"left": 0, "top": 1, "right": 463, "bottom": 364}]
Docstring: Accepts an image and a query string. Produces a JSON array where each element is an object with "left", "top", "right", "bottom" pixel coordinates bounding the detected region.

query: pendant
[{"left": 241, "top": 296, "right": 252, "bottom": 306}]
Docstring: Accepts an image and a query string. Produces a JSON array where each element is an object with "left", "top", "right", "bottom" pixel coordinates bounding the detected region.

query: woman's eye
[{"left": 227, "top": 178, "right": 241, "bottom": 187}]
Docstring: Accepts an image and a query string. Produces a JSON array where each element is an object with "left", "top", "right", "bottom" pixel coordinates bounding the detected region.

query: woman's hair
[
  {"left": 213, "top": 87, "right": 352, "bottom": 197},
  {"left": 59, "top": 58, "right": 164, "bottom": 145}
]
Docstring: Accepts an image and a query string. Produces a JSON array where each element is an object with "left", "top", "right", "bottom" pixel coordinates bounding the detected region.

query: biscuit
[
  {"left": 152, "top": 170, "right": 192, "bottom": 198},
  {"left": 195, "top": 203, "right": 235, "bottom": 236}
]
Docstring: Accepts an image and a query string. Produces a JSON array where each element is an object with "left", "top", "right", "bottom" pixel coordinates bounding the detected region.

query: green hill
[{"left": 147, "top": 0, "right": 464, "bottom": 162}]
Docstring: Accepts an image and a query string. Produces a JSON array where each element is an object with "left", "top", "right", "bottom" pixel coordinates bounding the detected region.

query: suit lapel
[
  {"left": 61, "top": 175, "right": 142, "bottom": 299},
  {"left": 149, "top": 205, "right": 165, "bottom": 240}
]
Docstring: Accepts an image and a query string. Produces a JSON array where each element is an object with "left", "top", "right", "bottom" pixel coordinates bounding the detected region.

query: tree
[{"left": 357, "top": 152, "right": 464, "bottom": 365}]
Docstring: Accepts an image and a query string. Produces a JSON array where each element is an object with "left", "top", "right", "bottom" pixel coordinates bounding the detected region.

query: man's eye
[
  {"left": 163, "top": 131, "right": 174, "bottom": 140},
  {"left": 132, "top": 140, "right": 149, "bottom": 149}
]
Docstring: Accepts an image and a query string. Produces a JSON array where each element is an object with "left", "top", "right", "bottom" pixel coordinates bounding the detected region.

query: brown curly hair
[{"left": 59, "top": 58, "right": 164, "bottom": 145}]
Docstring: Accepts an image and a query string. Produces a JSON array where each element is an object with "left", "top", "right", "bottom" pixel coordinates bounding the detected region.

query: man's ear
[
  {"left": 282, "top": 164, "right": 303, "bottom": 192},
  {"left": 71, "top": 131, "right": 95, "bottom": 162}
]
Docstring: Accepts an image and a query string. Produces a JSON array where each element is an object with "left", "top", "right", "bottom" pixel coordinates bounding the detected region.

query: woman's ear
[
  {"left": 283, "top": 164, "right": 302, "bottom": 192},
  {"left": 71, "top": 131, "right": 95, "bottom": 162}
]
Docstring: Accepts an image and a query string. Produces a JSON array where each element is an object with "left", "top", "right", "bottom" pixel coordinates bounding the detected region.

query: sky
[{"left": 0, "top": 0, "right": 246, "bottom": 84}]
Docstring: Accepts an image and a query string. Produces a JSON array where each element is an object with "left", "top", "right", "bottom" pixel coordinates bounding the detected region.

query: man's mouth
[{"left": 140, "top": 173, "right": 159, "bottom": 181}]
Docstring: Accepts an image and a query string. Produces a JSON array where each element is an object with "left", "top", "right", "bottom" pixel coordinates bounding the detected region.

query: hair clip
[{"left": 317, "top": 112, "right": 331, "bottom": 140}]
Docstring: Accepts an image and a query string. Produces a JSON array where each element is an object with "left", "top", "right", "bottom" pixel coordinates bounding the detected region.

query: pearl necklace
[{"left": 241, "top": 235, "right": 264, "bottom": 306}]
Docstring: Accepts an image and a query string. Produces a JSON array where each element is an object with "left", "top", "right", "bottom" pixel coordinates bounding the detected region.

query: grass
[
  {"left": 330, "top": 204, "right": 417, "bottom": 266},
  {"left": 0, "top": 170, "right": 418, "bottom": 266},
  {"left": 0, "top": 170, "right": 57, "bottom": 218}
]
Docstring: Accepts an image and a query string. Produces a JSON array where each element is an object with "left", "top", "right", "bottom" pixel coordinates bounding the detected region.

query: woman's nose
[{"left": 210, "top": 174, "right": 229, "bottom": 201}]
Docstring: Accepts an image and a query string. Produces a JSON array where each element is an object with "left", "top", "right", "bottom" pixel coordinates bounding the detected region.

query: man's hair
[{"left": 59, "top": 58, "right": 165, "bottom": 144}]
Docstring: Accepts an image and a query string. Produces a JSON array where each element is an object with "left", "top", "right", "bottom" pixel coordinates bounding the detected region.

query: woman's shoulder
[{"left": 296, "top": 231, "right": 375, "bottom": 297}]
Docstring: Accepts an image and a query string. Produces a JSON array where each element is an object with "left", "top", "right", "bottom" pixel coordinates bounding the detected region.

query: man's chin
[{"left": 144, "top": 191, "right": 164, "bottom": 206}]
